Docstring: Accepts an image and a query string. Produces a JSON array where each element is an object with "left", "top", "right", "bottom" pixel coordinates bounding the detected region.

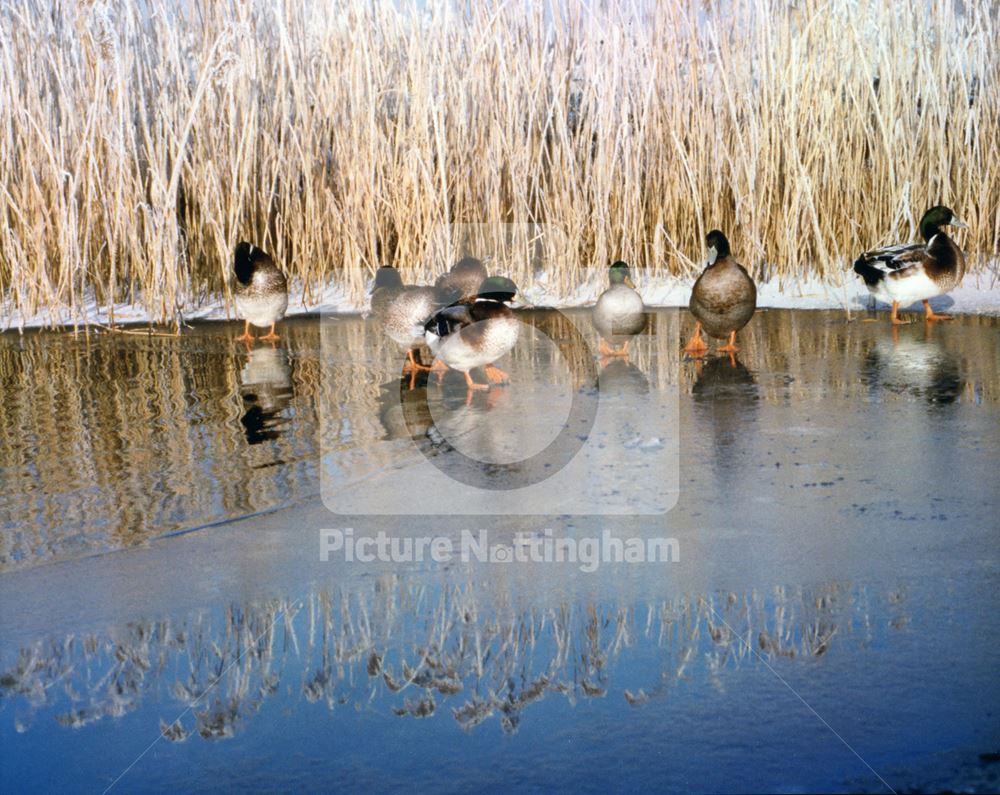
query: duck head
[
  {"left": 372, "top": 266, "right": 403, "bottom": 292},
  {"left": 234, "top": 241, "right": 257, "bottom": 285},
  {"left": 608, "top": 260, "right": 636, "bottom": 288},
  {"left": 919, "top": 206, "right": 968, "bottom": 241},
  {"left": 453, "top": 256, "right": 487, "bottom": 275},
  {"left": 477, "top": 276, "right": 517, "bottom": 303},
  {"left": 705, "top": 230, "right": 731, "bottom": 266}
]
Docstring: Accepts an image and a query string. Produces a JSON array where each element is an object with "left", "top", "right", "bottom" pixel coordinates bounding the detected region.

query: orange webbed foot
[
  {"left": 484, "top": 364, "right": 509, "bottom": 385},
  {"left": 464, "top": 372, "right": 490, "bottom": 392}
]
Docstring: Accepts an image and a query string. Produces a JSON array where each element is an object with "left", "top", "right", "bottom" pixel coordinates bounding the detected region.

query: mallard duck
[
  {"left": 381, "top": 281, "right": 456, "bottom": 372},
  {"left": 684, "top": 230, "right": 757, "bottom": 356},
  {"left": 435, "top": 257, "right": 489, "bottom": 304},
  {"left": 853, "top": 205, "right": 967, "bottom": 324},
  {"left": 234, "top": 241, "right": 288, "bottom": 342},
  {"left": 370, "top": 266, "right": 405, "bottom": 319},
  {"left": 424, "top": 277, "right": 519, "bottom": 391},
  {"left": 593, "top": 260, "right": 646, "bottom": 357}
]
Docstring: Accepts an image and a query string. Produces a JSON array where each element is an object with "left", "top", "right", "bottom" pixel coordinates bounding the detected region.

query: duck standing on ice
[
  {"left": 593, "top": 260, "right": 646, "bottom": 359},
  {"left": 853, "top": 205, "right": 967, "bottom": 325},
  {"left": 684, "top": 230, "right": 757, "bottom": 356},
  {"left": 424, "top": 277, "right": 520, "bottom": 392},
  {"left": 233, "top": 242, "right": 288, "bottom": 342},
  {"left": 372, "top": 266, "right": 459, "bottom": 374}
]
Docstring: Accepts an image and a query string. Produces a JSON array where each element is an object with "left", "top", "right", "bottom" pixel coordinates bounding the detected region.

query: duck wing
[
  {"left": 425, "top": 303, "right": 474, "bottom": 339},
  {"left": 853, "top": 242, "right": 929, "bottom": 286}
]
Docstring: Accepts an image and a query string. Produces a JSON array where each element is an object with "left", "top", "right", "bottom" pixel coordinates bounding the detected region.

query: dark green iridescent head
[
  {"left": 919, "top": 206, "right": 967, "bottom": 241},
  {"left": 477, "top": 276, "right": 517, "bottom": 303},
  {"left": 608, "top": 260, "right": 633, "bottom": 285}
]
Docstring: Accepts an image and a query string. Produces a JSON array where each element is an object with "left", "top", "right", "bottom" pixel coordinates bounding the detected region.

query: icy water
[{"left": 1, "top": 310, "right": 999, "bottom": 793}]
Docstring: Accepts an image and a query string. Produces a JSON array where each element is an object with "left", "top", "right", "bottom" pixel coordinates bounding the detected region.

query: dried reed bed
[{"left": 1, "top": 0, "right": 997, "bottom": 325}]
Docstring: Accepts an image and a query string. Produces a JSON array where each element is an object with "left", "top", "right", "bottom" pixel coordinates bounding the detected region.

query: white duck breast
[
  {"left": 594, "top": 285, "right": 645, "bottom": 338},
  {"left": 875, "top": 267, "right": 944, "bottom": 305},
  {"left": 235, "top": 277, "right": 289, "bottom": 328},
  {"left": 437, "top": 315, "right": 520, "bottom": 372}
]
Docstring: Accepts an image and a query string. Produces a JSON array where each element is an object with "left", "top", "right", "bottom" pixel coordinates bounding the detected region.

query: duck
[
  {"left": 424, "top": 277, "right": 519, "bottom": 391},
  {"left": 380, "top": 278, "right": 457, "bottom": 372},
  {"left": 853, "top": 205, "right": 967, "bottom": 324},
  {"left": 435, "top": 256, "right": 489, "bottom": 304},
  {"left": 684, "top": 230, "right": 757, "bottom": 356},
  {"left": 369, "top": 266, "right": 406, "bottom": 319},
  {"left": 592, "top": 260, "right": 646, "bottom": 358},
  {"left": 234, "top": 241, "right": 288, "bottom": 342}
]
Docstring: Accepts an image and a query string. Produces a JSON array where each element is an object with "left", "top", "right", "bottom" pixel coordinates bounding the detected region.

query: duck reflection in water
[
  {"left": 597, "top": 356, "right": 649, "bottom": 397},
  {"left": 239, "top": 343, "right": 294, "bottom": 444},
  {"left": 860, "top": 332, "right": 962, "bottom": 407},
  {"left": 376, "top": 372, "right": 435, "bottom": 443},
  {"left": 376, "top": 362, "right": 515, "bottom": 468},
  {"left": 691, "top": 354, "right": 759, "bottom": 482}
]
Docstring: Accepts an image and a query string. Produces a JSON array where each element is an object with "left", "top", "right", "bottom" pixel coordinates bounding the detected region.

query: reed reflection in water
[
  {"left": 0, "top": 576, "right": 904, "bottom": 741},
  {"left": 1, "top": 311, "right": 998, "bottom": 570},
  {"left": 0, "top": 328, "right": 320, "bottom": 570}
]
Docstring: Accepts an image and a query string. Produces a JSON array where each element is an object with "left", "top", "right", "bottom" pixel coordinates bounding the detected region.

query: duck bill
[
  {"left": 624, "top": 276, "right": 636, "bottom": 289},
  {"left": 950, "top": 217, "right": 969, "bottom": 229}
]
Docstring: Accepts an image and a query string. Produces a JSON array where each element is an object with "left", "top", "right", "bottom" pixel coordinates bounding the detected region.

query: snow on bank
[
  {"left": 0, "top": 280, "right": 356, "bottom": 332},
  {"left": 3, "top": 268, "right": 1000, "bottom": 331}
]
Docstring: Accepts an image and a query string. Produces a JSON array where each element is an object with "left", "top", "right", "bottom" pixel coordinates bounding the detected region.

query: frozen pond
[{"left": 1, "top": 310, "right": 999, "bottom": 792}]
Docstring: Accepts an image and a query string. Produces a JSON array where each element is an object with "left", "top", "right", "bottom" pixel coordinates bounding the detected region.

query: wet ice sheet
[
  {"left": 1, "top": 310, "right": 999, "bottom": 792},
  {"left": 319, "top": 311, "right": 679, "bottom": 515}
]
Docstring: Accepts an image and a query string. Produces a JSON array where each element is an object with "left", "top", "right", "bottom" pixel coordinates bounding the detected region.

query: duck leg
[
  {"left": 717, "top": 331, "right": 739, "bottom": 353},
  {"left": 464, "top": 371, "right": 490, "bottom": 392},
  {"left": 922, "top": 300, "right": 953, "bottom": 322},
  {"left": 599, "top": 339, "right": 630, "bottom": 357},
  {"left": 484, "top": 363, "right": 510, "bottom": 384},
  {"left": 236, "top": 320, "right": 255, "bottom": 342},
  {"left": 683, "top": 321, "right": 708, "bottom": 356},
  {"left": 404, "top": 349, "right": 432, "bottom": 371},
  {"left": 890, "top": 301, "right": 910, "bottom": 325},
  {"left": 260, "top": 323, "right": 280, "bottom": 341},
  {"left": 429, "top": 359, "right": 449, "bottom": 383}
]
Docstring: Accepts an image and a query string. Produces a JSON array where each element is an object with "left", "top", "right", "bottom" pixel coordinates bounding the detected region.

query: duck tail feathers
[{"left": 853, "top": 256, "right": 885, "bottom": 287}]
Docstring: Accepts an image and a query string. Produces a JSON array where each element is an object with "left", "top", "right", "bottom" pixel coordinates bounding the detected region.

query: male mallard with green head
[
  {"left": 684, "top": 230, "right": 757, "bottom": 356},
  {"left": 853, "top": 205, "right": 967, "bottom": 324},
  {"left": 593, "top": 260, "right": 646, "bottom": 358},
  {"left": 424, "top": 277, "right": 519, "bottom": 391},
  {"left": 234, "top": 242, "right": 288, "bottom": 342},
  {"left": 435, "top": 257, "right": 489, "bottom": 304}
]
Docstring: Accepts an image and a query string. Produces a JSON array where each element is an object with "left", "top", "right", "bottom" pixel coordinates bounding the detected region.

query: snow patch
[{"left": 3, "top": 266, "right": 999, "bottom": 331}]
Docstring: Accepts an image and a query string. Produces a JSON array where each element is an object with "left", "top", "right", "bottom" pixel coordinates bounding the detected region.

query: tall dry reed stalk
[{"left": 1, "top": 0, "right": 997, "bottom": 325}]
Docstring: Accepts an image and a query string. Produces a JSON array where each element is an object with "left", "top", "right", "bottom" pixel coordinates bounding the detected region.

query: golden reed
[{"left": 1, "top": 0, "right": 997, "bottom": 325}]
